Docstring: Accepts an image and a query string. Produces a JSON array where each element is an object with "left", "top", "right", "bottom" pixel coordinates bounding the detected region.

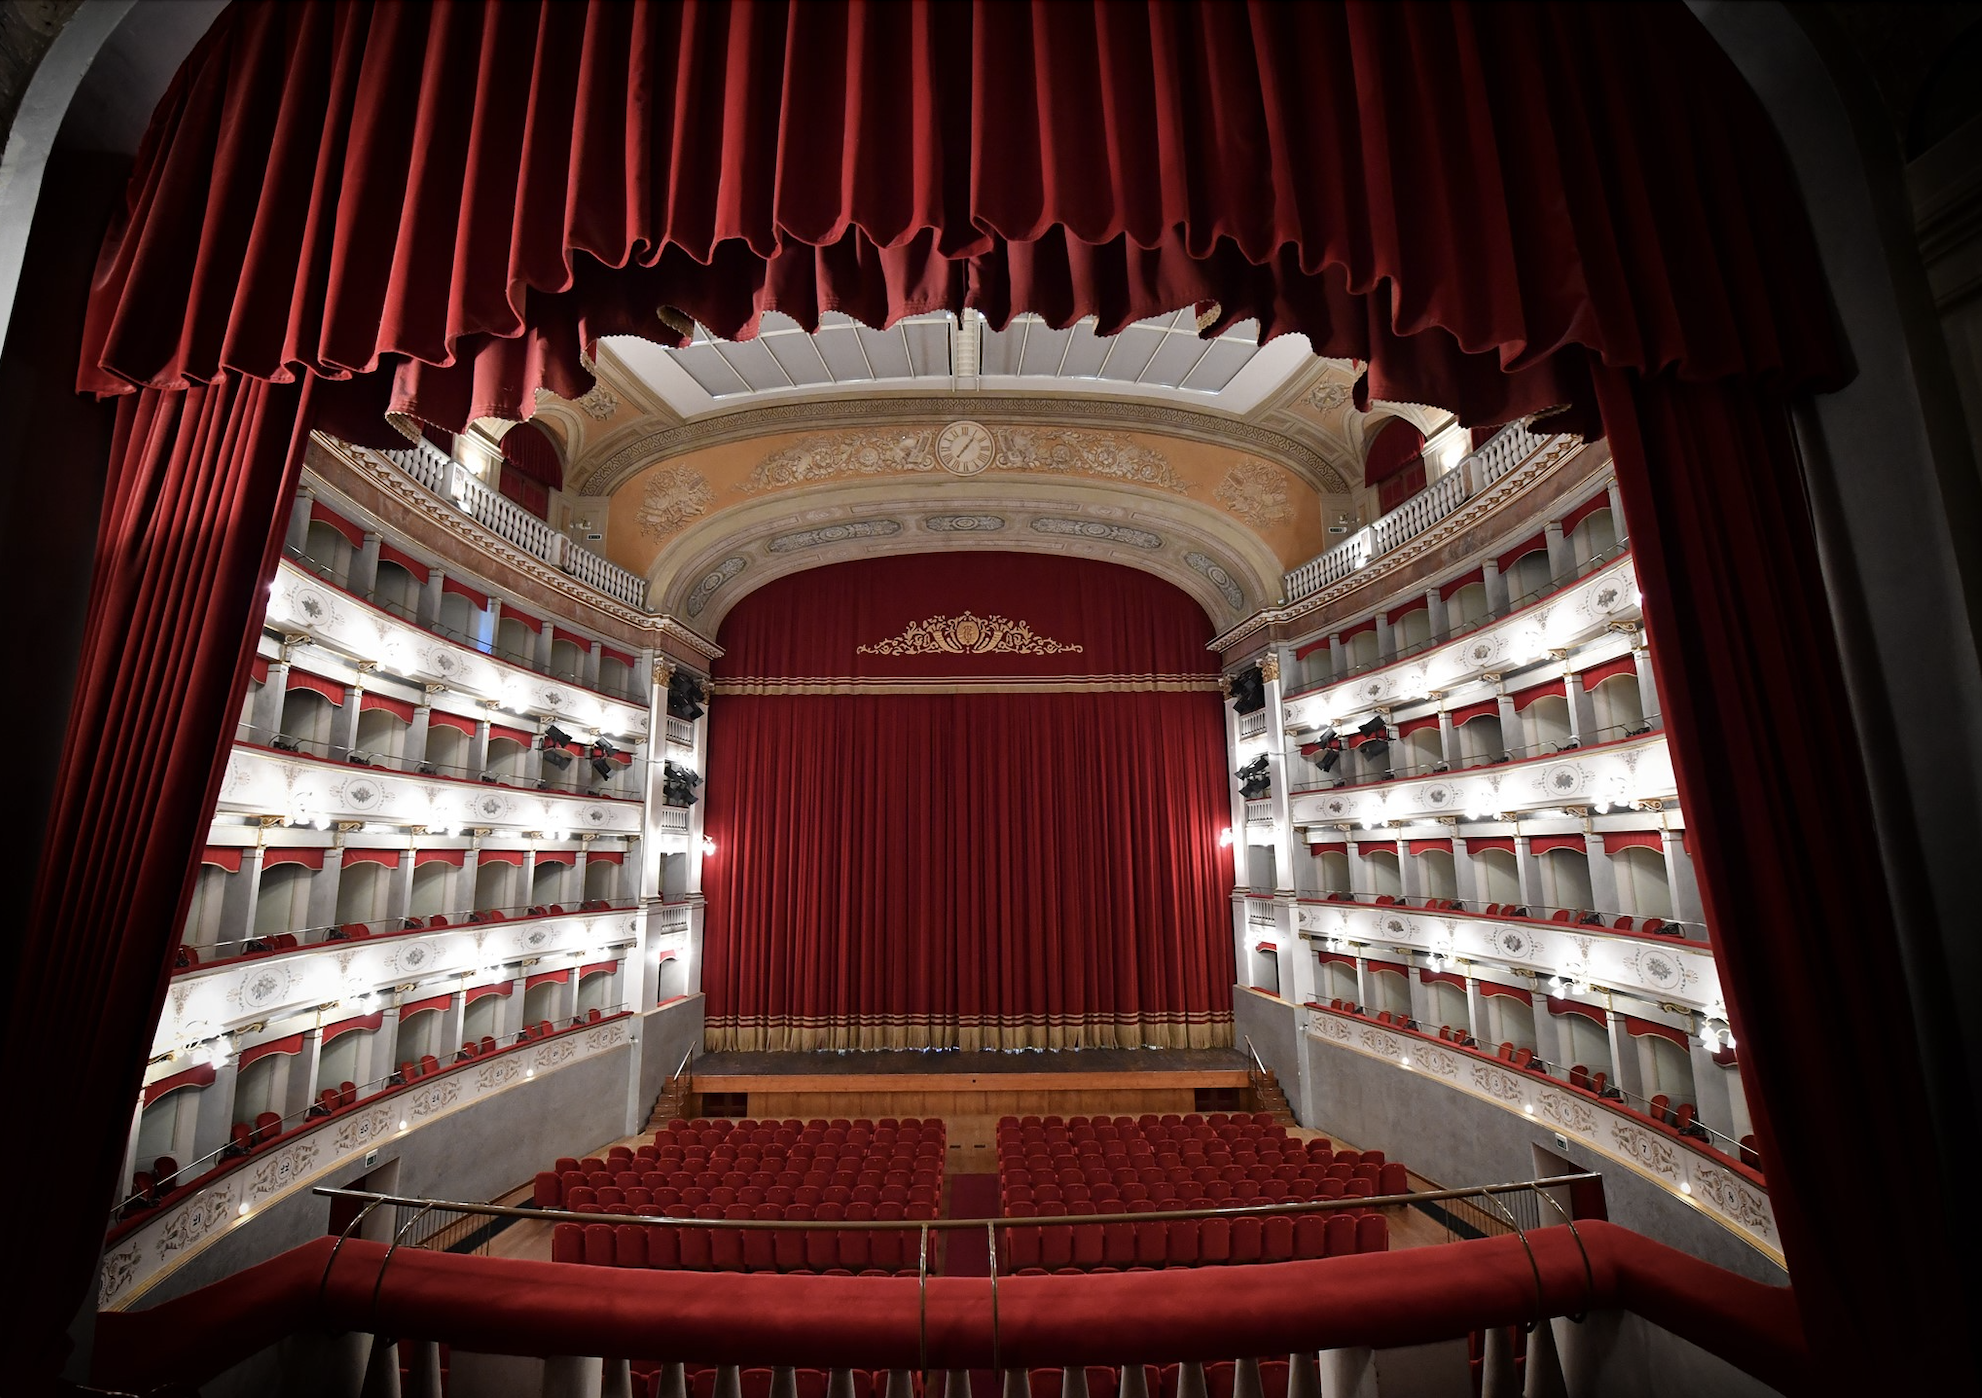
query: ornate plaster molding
[{"left": 572, "top": 394, "right": 1352, "bottom": 496}]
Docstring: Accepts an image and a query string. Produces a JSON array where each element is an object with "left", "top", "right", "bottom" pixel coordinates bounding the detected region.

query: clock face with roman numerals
[{"left": 937, "top": 420, "right": 996, "bottom": 477}]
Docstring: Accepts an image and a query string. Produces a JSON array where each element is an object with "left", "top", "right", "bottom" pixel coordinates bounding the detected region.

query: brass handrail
[{"left": 313, "top": 1173, "right": 1602, "bottom": 1234}]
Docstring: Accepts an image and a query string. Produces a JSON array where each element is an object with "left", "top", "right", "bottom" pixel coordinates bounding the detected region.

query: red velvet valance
[
  {"left": 585, "top": 850, "right": 624, "bottom": 864},
  {"left": 1602, "top": 830, "right": 1666, "bottom": 855},
  {"left": 1528, "top": 834, "right": 1588, "bottom": 856},
  {"left": 1625, "top": 1015, "right": 1690, "bottom": 1048},
  {"left": 285, "top": 669, "right": 346, "bottom": 705},
  {"left": 359, "top": 691, "right": 414, "bottom": 722},
  {"left": 1476, "top": 981, "right": 1532, "bottom": 1006},
  {"left": 200, "top": 847, "right": 244, "bottom": 873},
  {"left": 239, "top": 1033, "right": 305, "bottom": 1068},
  {"left": 1396, "top": 714, "right": 1441, "bottom": 739},
  {"left": 262, "top": 847, "right": 324, "bottom": 870},
  {"left": 476, "top": 848, "right": 527, "bottom": 866},
  {"left": 308, "top": 503, "right": 364, "bottom": 548},
  {"left": 1559, "top": 492, "right": 1614, "bottom": 534},
  {"left": 414, "top": 848, "right": 466, "bottom": 868},
  {"left": 77, "top": 1, "right": 1844, "bottom": 433},
  {"left": 399, "top": 995, "right": 450, "bottom": 1018},
  {"left": 525, "top": 969, "right": 569, "bottom": 990},
  {"left": 1547, "top": 995, "right": 1607, "bottom": 1025},
  {"left": 322, "top": 1011, "right": 384, "bottom": 1043},
  {"left": 142, "top": 1063, "right": 215, "bottom": 1107},
  {"left": 464, "top": 982, "right": 511, "bottom": 1004},
  {"left": 1464, "top": 836, "right": 1515, "bottom": 855},
  {"left": 487, "top": 724, "right": 534, "bottom": 748},
  {"left": 427, "top": 710, "right": 480, "bottom": 737},
  {"left": 1578, "top": 654, "right": 1640, "bottom": 690},
  {"left": 440, "top": 576, "right": 488, "bottom": 609},
  {"left": 1406, "top": 838, "right": 1452, "bottom": 856},
  {"left": 1449, "top": 700, "right": 1500, "bottom": 726},
  {"left": 1496, "top": 535, "right": 1548, "bottom": 573},
  {"left": 375, "top": 541, "right": 430, "bottom": 584},
  {"left": 1440, "top": 569, "right": 1485, "bottom": 601},
  {"left": 339, "top": 848, "right": 402, "bottom": 869},
  {"left": 1511, "top": 679, "right": 1565, "bottom": 711}
]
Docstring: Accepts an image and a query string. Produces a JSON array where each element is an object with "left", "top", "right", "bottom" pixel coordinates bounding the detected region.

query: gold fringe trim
[
  {"left": 704, "top": 1014, "right": 1235, "bottom": 1053},
  {"left": 713, "top": 673, "right": 1222, "bottom": 696}
]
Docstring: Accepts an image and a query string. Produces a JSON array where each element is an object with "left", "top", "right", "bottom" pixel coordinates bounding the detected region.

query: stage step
[
  {"left": 1250, "top": 1069, "right": 1298, "bottom": 1130},
  {"left": 645, "top": 1071, "right": 694, "bottom": 1132}
]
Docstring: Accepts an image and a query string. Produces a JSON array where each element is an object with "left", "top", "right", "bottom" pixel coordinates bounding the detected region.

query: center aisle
[{"left": 942, "top": 1174, "right": 1001, "bottom": 1277}]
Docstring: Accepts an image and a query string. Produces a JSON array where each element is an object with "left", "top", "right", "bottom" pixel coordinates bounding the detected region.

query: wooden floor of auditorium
[{"left": 482, "top": 1048, "right": 1466, "bottom": 1265}]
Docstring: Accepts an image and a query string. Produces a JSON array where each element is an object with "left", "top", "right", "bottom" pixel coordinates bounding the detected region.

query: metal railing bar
[{"left": 311, "top": 1174, "right": 1603, "bottom": 1233}]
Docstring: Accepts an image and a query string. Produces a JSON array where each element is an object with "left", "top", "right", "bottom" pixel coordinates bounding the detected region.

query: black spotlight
[
  {"left": 663, "top": 760, "right": 703, "bottom": 807},
  {"left": 1356, "top": 715, "right": 1387, "bottom": 739},
  {"left": 1228, "top": 665, "right": 1266, "bottom": 715},
  {"left": 667, "top": 672, "right": 707, "bottom": 721},
  {"left": 543, "top": 724, "right": 573, "bottom": 749},
  {"left": 541, "top": 746, "right": 574, "bottom": 771},
  {"left": 591, "top": 755, "right": 615, "bottom": 781},
  {"left": 1319, "top": 747, "right": 1340, "bottom": 773},
  {"left": 1236, "top": 755, "right": 1271, "bottom": 800}
]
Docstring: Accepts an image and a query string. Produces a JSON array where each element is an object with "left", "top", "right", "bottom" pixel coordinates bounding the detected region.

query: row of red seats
[
  {"left": 551, "top": 1203, "right": 937, "bottom": 1273},
  {"left": 1002, "top": 1136, "right": 1347, "bottom": 1166},
  {"left": 1003, "top": 1166, "right": 1405, "bottom": 1207},
  {"left": 637, "top": 1360, "right": 1307, "bottom": 1398},
  {"left": 1001, "top": 1210, "right": 1388, "bottom": 1272},
  {"left": 542, "top": 1179, "right": 941, "bottom": 1209},
  {"left": 660, "top": 1116, "right": 943, "bottom": 1136}
]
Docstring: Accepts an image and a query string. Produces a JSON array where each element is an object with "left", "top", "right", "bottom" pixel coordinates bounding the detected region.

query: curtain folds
[
  {"left": 35, "top": 2, "right": 1948, "bottom": 1392},
  {"left": 1595, "top": 369, "right": 1968, "bottom": 1379},
  {"left": 702, "top": 691, "right": 1234, "bottom": 1052},
  {"left": 82, "top": 1, "right": 1842, "bottom": 430},
  {"left": 701, "top": 554, "right": 1233, "bottom": 1052},
  {"left": 17, "top": 375, "right": 312, "bottom": 1380}
]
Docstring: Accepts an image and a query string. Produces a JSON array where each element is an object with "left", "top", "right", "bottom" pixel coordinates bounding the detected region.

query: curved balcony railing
[
  {"left": 1293, "top": 891, "right": 1707, "bottom": 947},
  {"left": 175, "top": 897, "right": 646, "bottom": 969},
  {"left": 377, "top": 438, "right": 649, "bottom": 609},
  {"left": 218, "top": 742, "right": 645, "bottom": 835},
  {"left": 1304, "top": 1004, "right": 1775, "bottom": 1263},
  {"left": 234, "top": 719, "right": 645, "bottom": 796},
  {"left": 1287, "top": 730, "right": 1674, "bottom": 828},
  {"left": 94, "top": 1200, "right": 1809, "bottom": 1398},
  {"left": 1281, "top": 422, "right": 1559, "bottom": 603},
  {"left": 1282, "top": 552, "right": 1641, "bottom": 726},
  {"left": 104, "top": 1009, "right": 644, "bottom": 1308},
  {"left": 270, "top": 556, "right": 652, "bottom": 734}
]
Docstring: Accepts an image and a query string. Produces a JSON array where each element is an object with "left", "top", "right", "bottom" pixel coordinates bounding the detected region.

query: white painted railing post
[
  {"left": 543, "top": 1356, "right": 604, "bottom": 1398},
  {"left": 1482, "top": 1328, "right": 1520, "bottom": 1397}
]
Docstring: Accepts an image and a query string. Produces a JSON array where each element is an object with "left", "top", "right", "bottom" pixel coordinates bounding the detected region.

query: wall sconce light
[
  {"left": 1218, "top": 828, "right": 1236, "bottom": 848},
  {"left": 699, "top": 835, "right": 717, "bottom": 857}
]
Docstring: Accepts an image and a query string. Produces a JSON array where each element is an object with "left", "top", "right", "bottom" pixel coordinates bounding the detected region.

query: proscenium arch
[{"left": 644, "top": 472, "right": 1284, "bottom": 634}]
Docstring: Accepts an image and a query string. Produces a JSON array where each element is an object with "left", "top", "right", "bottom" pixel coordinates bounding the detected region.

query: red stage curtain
[
  {"left": 44, "top": 2, "right": 1954, "bottom": 1390},
  {"left": 1595, "top": 368, "right": 1964, "bottom": 1380},
  {"left": 702, "top": 554, "right": 1231, "bottom": 1050},
  {"left": 1364, "top": 419, "right": 1427, "bottom": 514},
  {"left": 15, "top": 375, "right": 312, "bottom": 1381}
]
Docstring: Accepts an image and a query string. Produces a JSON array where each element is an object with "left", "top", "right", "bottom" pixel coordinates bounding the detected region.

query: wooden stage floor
[{"left": 686, "top": 1047, "right": 1253, "bottom": 1141}]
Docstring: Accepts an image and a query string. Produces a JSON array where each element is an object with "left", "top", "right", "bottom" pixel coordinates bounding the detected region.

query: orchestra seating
[
  {"left": 535, "top": 1117, "right": 947, "bottom": 1276},
  {"left": 994, "top": 1113, "right": 1397, "bottom": 1272}
]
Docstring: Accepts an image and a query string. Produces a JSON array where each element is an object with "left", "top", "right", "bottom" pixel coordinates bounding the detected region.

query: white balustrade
[
  {"left": 654, "top": 805, "right": 691, "bottom": 834},
  {"left": 219, "top": 744, "right": 644, "bottom": 833},
  {"left": 268, "top": 560, "right": 650, "bottom": 737},
  {"left": 1282, "top": 423, "right": 1557, "bottom": 603},
  {"left": 375, "top": 441, "right": 652, "bottom": 611},
  {"left": 1288, "top": 729, "right": 1674, "bottom": 827},
  {"left": 1280, "top": 553, "right": 1640, "bottom": 727},
  {"left": 1244, "top": 799, "right": 1274, "bottom": 825},
  {"left": 1236, "top": 708, "right": 1268, "bottom": 739},
  {"left": 664, "top": 716, "right": 696, "bottom": 747}
]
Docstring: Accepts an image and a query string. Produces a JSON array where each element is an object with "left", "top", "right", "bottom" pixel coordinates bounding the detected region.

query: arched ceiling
[{"left": 526, "top": 319, "right": 1456, "bottom": 637}]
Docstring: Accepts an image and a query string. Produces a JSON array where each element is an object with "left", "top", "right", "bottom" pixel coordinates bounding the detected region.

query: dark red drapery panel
[
  {"left": 1595, "top": 368, "right": 1968, "bottom": 1380},
  {"left": 80, "top": 0, "right": 1839, "bottom": 430},
  {"left": 16, "top": 375, "right": 312, "bottom": 1381},
  {"left": 703, "top": 555, "right": 1231, "bottom": 1050}
]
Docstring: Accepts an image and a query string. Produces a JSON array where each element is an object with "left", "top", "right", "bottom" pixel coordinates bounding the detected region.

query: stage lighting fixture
[
  {"left": 591, "top": 756, "right": 615, "bottom": 781},
  {"left": 663, "top": 760, "right": 703, "bottom": 807},
  {"left": 1319, "top": 748, "right": 1340, "bottom": 773},
  {"left": 1356, "top": 715, "right": 1386, "bottom": 738},
  {"left": 1236, "top": 754, "right": 1271, "bottom": 800},
  {"left": 667, "top": 672, "right": 707, "bottom": 721},
  {"left": 541, "top": 746, "right": 574, "bottom": 771},
  {"left": 543, "top": 724, "right": 573, "bottom": 749},
  {"left": 1228, "top": 665, "right": 1267, "bottom": 715}
]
